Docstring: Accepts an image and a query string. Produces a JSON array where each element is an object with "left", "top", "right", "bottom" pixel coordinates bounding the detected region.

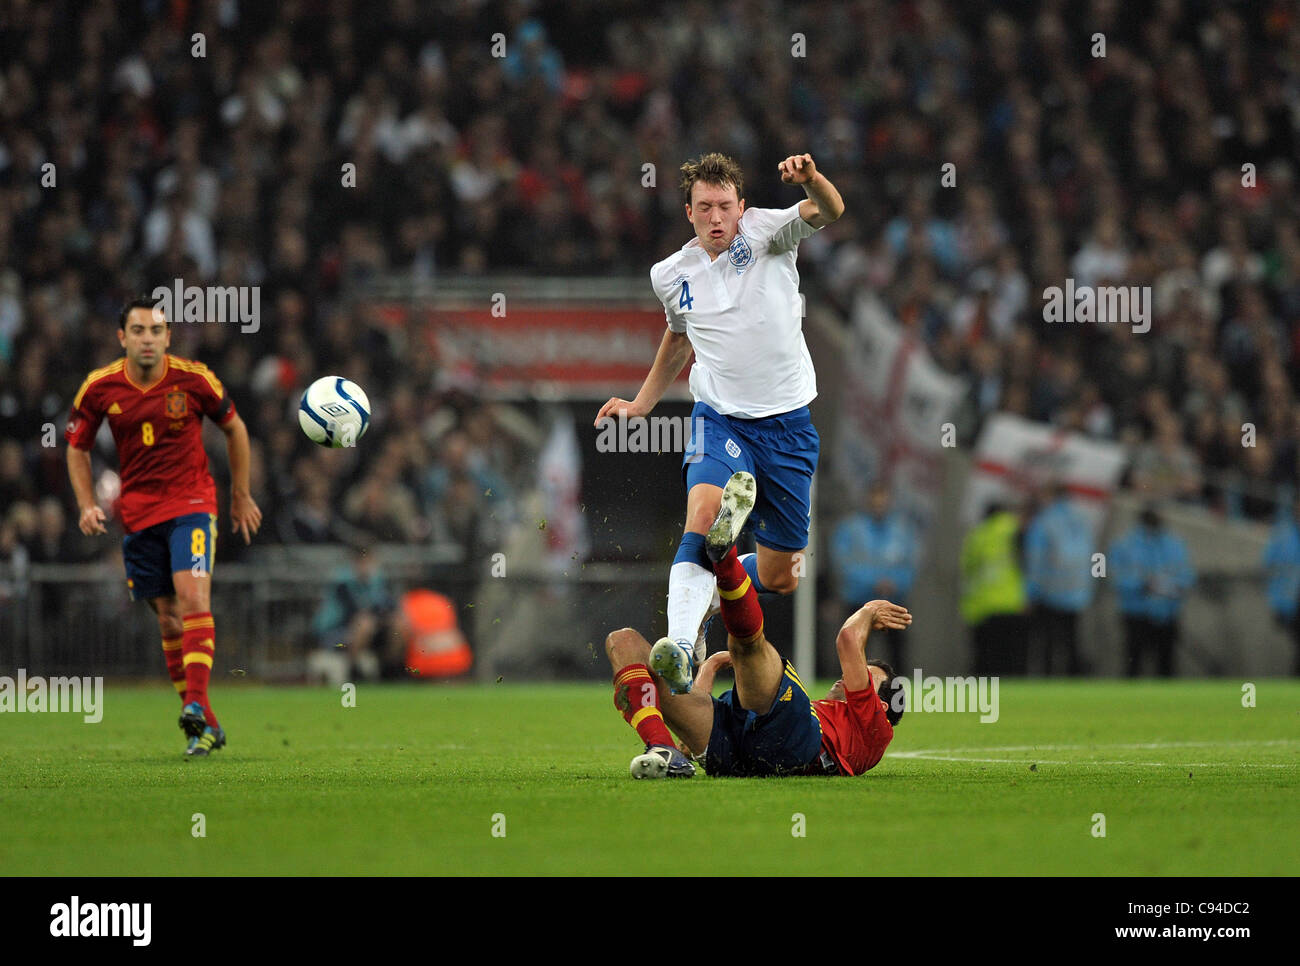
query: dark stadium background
[{"left": 2, "top": 0, "right": 1298, "bottom": 683}]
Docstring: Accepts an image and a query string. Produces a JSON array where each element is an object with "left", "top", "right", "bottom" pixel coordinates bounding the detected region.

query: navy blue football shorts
[
  {"left": 122, "top": 512, "right": 216, "bottom": 601},
  {"left": 682, "top": 401, "right": 819, "bottom": 553},
  {"left": 703, "top": 661, "right": 824, "bottom": 776}
]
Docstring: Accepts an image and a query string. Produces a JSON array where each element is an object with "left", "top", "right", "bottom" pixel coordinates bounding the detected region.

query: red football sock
[
  {"left": 613, "top": 664, "right": 677, "bottom": 748},
  {"left": 162, "top": 634, "right": 186, "bottom": 700},
  {"left": 181, "top": 612, "right": 218, "bottom": 727},
  {"left": 713, "top": 547, "right": 764, "bottom": 642}
]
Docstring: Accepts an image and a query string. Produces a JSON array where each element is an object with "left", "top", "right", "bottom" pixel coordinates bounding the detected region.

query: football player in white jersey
[{"left": 595, "top": 152, "right": 843, "bottom": 693}]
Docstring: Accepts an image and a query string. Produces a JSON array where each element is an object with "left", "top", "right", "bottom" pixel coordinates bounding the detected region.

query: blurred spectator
[
  {"left": 422, "top": 428, "right": 509, "bottom": 513},
  {"left": 343, "top": 449, "right": 424, "bottom": 543},
  {"left": 428, "top": 472, "right": 491, "bottom": 562},
  {"left": 885, "top": 187, "right": 958, "bottom": 277},
  {"left": 960, "top": 504, "right": 1029, "bottom": 676},
  {"left": 1262, "top": 496, "right": 1300, "bottom": 675},
  {"left": 830, "top": 481, "right": 919, "bottom": 670},
  {"left": 1130, "top": 415, "right": 1202, "bottom": 503},
  {"left": 502, "top": 20, "right": 566, "bottom": 95},
  {"left": 0, "top": 518, "right": 30, "bottom": 596},
  {"left": 1108, "top": 507, "right": 1196, "bottom": 677},
  {"left": 309, "top": 545, "right": 402, "bottom": 682},
  {"left": 6, "top": 501, "right": 39, "bottom": 553},
  {"left": 0, "top": 440, "right": 37, "bottom": 508},
  {"left": 1070, "top": 214, "right": 1129, "bottom": 289},
  {"left": 27, "top": 496, "right": 84, "bottom": 564},
  {"left": 142, "top": 185, "right": 217, "bottom": 280},
  {"left": 279, "top": 473, "right": 343, "bottom": 544},
  {"left": 1023, "top": 484, "right": 1095, "bottom": 675}
]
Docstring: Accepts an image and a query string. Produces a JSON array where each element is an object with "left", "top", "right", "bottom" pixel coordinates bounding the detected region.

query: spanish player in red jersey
[
  {"left": 605, "top": 471, "right": 907, "bottom": 778},
  {"left": 65, "top": 295, "right": 262, "bottom": 757}
]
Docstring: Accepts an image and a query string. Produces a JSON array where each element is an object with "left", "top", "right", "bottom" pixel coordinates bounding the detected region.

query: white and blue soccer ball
[{"left": 298, "top": 376, "right": 370, "bottom": 448}]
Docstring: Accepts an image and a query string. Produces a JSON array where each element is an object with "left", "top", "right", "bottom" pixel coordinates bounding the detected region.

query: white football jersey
[{"left": 650, "top": 203, "right": 821, "bottom": 418}]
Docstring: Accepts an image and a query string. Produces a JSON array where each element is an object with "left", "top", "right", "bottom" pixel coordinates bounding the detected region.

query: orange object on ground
[{"left": 402, "top": 589, "right": 472, "bottom": 678}]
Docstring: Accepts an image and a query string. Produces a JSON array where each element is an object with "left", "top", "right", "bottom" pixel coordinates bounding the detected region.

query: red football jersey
[
  {"left": 812, "top": 677, "right": 895, "bottom": 776},
  {"left": 65, "top": 354, "right": 237, "bottom": 533}
]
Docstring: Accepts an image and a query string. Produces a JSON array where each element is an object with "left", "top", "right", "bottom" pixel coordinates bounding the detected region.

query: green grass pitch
[{"left": 1, "top": 679, "right": 1296, "bottom": 875}]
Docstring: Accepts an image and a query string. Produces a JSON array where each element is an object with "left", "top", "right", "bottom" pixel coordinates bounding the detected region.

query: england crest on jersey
[{"left": 728, "top": 233, "right": 754, "bottom": 274}]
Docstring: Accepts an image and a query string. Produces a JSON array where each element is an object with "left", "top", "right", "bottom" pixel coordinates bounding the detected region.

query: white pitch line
[
  {"left": 893, "top": 755, "right": 1292, "bottom": 768},
  {"left": 893, "top": 738, "right": 1299, "bottom": 768},
  {"left": 897, "top": 739, "right": 1299, "bottom": 756}
]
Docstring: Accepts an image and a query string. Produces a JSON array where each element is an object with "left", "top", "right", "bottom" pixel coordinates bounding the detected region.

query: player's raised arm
[
  {"left": 835, "top": 600, "right": 911, "bottom": 692},
  {"left": 219, "top": 412, "right": 262, "bottom": 544},
  {"left": 779, "top": 154, "right": 845, "bottom": 229},
  {"left": 594, "top": 327, "right": 693, "bottom": 426}
]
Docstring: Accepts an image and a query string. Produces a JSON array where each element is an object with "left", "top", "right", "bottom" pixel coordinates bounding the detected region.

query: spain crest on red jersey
[{"left": 165, "top": 390, "right": 187, "bottom": 419}]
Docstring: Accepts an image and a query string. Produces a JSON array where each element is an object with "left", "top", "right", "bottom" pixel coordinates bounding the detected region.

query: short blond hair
[{"left": 679, "top": 152, "right": 745, "bottom": 206}]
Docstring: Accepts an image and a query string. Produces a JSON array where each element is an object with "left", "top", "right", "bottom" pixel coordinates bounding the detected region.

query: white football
[{"left": 298, "top": 376, "right": 371, "bottom": 448}]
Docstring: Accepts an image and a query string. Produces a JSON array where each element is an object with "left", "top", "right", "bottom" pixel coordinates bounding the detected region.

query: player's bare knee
[
  {"left": 763, "top": 569, "right": 799, "bottom": 594},
  {"left": 157, "top": 613, "right": 183, "bottom": 639},
  {"left": 686, "top": 505, "right": 718, "bottom": 535},
  {"left": 176, "top": 591, "right": 209, "bottom": 616},
  {"left": 685, "top": 493, "right": 722, "bottom": 534},
  {"left": 604, "top": 628, "right": 632, "bottom": 657},
  {"left": 605, "top": 628, "right": 644, "bottom": 667}
]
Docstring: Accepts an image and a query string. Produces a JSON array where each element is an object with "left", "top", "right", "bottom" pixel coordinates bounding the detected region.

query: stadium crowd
[{"left": 3, "top": 0, "right": 1300, "bottom": 638}]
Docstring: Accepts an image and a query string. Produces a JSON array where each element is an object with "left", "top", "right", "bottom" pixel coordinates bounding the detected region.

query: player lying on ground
[
  {"left": 595, "top": 151, "right": 844, "bottom": 680},
  {"left": 606, "top": 471, "right": 908, "bottom": 778},
  {"left": 65, "top": 295, "right": 262, "bottom": 757}
]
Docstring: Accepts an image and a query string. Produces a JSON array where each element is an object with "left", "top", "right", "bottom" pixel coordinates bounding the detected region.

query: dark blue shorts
[
  {"left": 122, "top": 512, "right": 217, "bottom": 602},
  {"left": 682, "top": 402, "right": 819, "bottom": 553},
  {"left": 703, "top": 662, "right": 824, "bottom": 777}
]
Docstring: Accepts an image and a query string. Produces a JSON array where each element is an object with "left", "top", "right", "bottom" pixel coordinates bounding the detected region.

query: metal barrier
[
  {"left": 3, "top": 547, "right": 471, "bottom": 679},
  {"left": 1, "top": 552, "right": 793, "bottom": 683}
]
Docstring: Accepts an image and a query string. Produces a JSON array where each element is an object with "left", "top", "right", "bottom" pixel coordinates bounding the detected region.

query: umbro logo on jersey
[
  {"left": 108, "top": 402, "right": 122, "bottom": 414},
  {"left": 670, "top": 272, "right": 691, "bottom": 286}
]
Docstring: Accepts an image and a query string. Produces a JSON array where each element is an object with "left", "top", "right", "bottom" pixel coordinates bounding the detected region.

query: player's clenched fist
[
  {"left": 778, "top": 153, "right": 818, "bottom": 184},
  {"left": 78, "top": 504, "right": 108, "bottom": 536},
  {"left": 594, "top": 396, "right": 648, "bottom": 426}
]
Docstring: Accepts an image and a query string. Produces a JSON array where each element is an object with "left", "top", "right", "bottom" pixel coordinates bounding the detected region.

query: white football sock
[
  {"left": 667, "top": 561, "right": 717, "bottom": 653},
  {"left": 692, "top": 585, "right": 722, "bottom": 664}
]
